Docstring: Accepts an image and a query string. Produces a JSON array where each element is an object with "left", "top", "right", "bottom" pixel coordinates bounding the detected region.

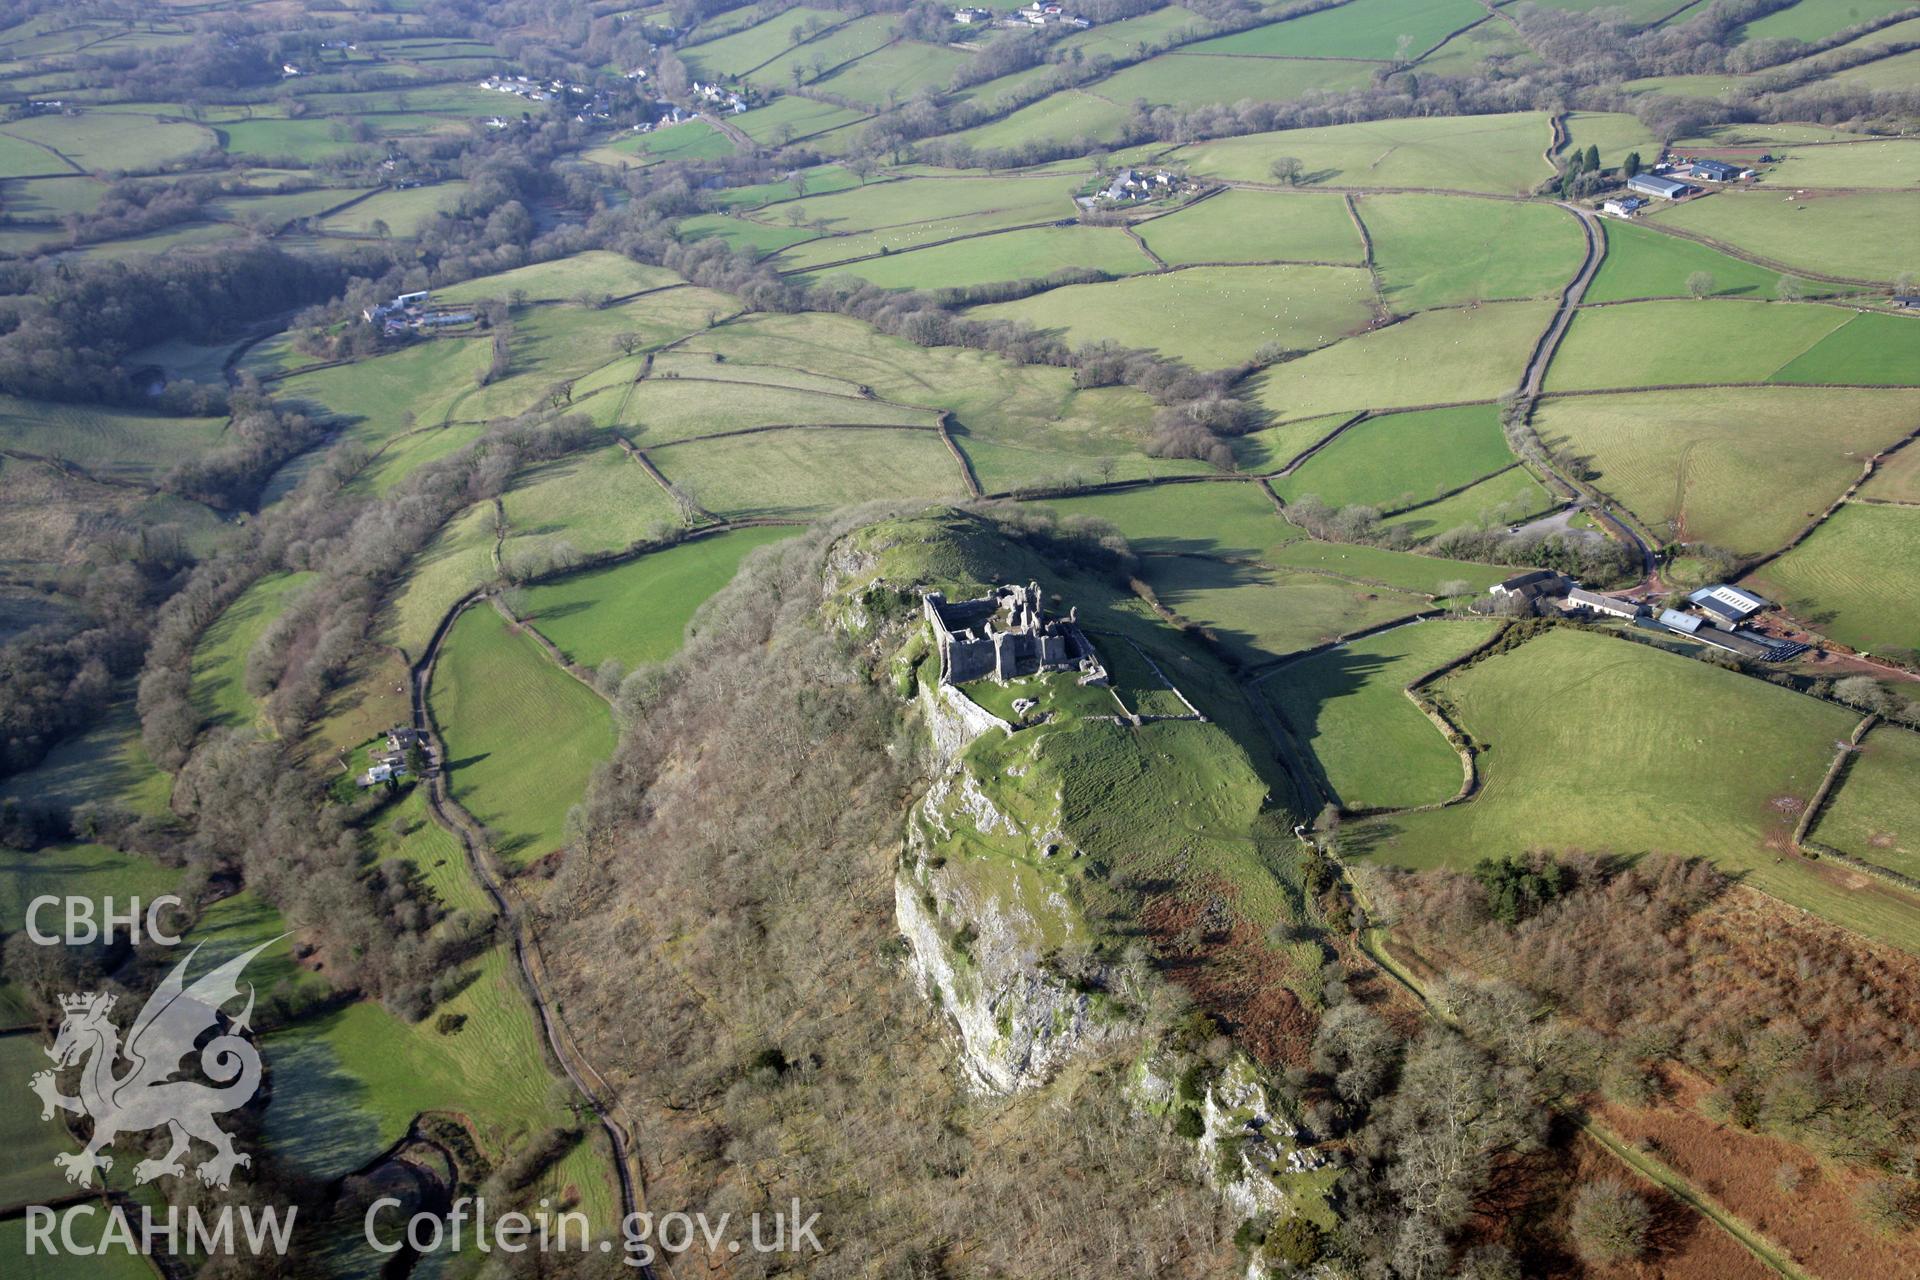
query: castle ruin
[{"left": 923, "top": 583, "right": 1108, "bottom": 686}]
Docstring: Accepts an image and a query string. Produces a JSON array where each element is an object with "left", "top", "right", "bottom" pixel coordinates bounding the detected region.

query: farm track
[
  {"left": 409, "top": 597, "right": 657, "bottom": 1277},
  {"left": 1345, "top": 921, "right": 1814, "bottom": 1280}
]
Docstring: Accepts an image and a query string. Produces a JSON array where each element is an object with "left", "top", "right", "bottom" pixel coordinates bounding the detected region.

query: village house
[
  {"left": 1602, "top": 194, "right": 1646, "bottom": 217},
  {"left": 924, "top": 583, "right": 1108, "bottom": 686},
  {"left": 1627, "top": 173, "right": 1692, "bottom": 201},
  {"left": 1486, "top": 569, "right": 1568, "bottom": 604},
  {"left": 953, "top": 6, "right": 993, "bottom": 21}
]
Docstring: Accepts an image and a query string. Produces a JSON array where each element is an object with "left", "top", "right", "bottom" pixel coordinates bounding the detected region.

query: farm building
[
  {"left": 1488, "top": 570, "right": 1568, "bottom": 602},
  {"left": 1689, "top": 583, "right": 1770, "bottom": 627},
  {"left": 1564, "top": 587, "right": 1643, "bottom": 619},
  {"left": 1627, "top": 174, "right": 1692, "bottom": 201},
  {"left": 924, "top": 583, "right": 1107, "bottom": 686},
  {"left": 1894, "top": 295, "right": 1920, "bottom": 309},
  {"left": 1658, "top": 608, "right": 1702, "bottom": 635},
  {"left": 1602, "top": 195, "right": 1647, "bottom": 217},
  {"left": 1689, "top": 159, "right": 1748, "bottom": 183}
]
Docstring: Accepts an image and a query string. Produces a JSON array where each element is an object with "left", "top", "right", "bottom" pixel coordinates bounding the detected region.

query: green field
[
  {"left": 648, "top": 425, "right": 963, "bottom": 517},
  {"left": 1545, "top": 299, "right": 1856, "bottom": 390},
  {"left": 939, "top": 88, "right": 1134, "bottom": 154},
  {"left": 1213, "top": 0, "right": 1482, "bottom": 56},
  {"left": 0, "top": 1207, "right": 159, "bottom": 1278},
  {"left": 1811, "top": 726, "right": 1920, "bottom": 878},
  {"left": 276, "top": 338, "right": 490, "bottom": 445},
  {"left": 1381, "top": 465, "right": 1555, "bottom": 538},
  {"left": 189, "top": 572, "right": 316, "bottom": 731},
  {"left": 1142, "top": 555, "right": 1432, "bottom": 664},
  {"left": 1744, "top": 503, "right": 1920, "bottom": 655},
  {"left": 735, "top": 97, "right": 870, "bottom": 145},
  {"left": 1758, "top": 137, "right": 1920, "bottom": 189},
  {"left": 969, "top": 264, "right": 1376, "bottom": 368},
  {"left": 767, "top": 174, "right": 1076, "bottom": 266},
  {"left": 317, "top": 181, "right": 469, "bottom": 236},
  {"left": 1, "top": 111, "right": 214, "bottom": 171},
  {"left": 430, "top": 603, "right": 616, "bottom": 867},
  {"left": 0, "top": 697, "right": 173, "bottom": 818},
  {"left": 436, "top": 252, "right": 681, "bottom": 305},
  {"left": 1262, "top": 539, "right": 1510, "bottom": 595},
  {"left": 1770, "top": 310, "right": 1920, "bottom": 385},
  {"left": 0, "top": 395, "right": 227, "bottom": 482},
  {"left": 1172, "top": 112, "right": 1553, "bottom": 194},
  {"left": 1353, "top": 628, "right": 1920, "bottom": 952},
  {"left": 803, "top": 224, "right": 1155, "bottom": 289},
  {"left": 1739, "top": 0, "right": 1917, "bottom": 41},
  {"left": 0, "top": 130, "right": 73, "bottom": 178},
  {"left": 680, "top": 6, "right": 869, "bottom": 79},
  {"left": 1094, "top": 52, "right": 1379, "bottom": 110},
  {"left": 1275, "top": 404, "right": 1518, "bottom": 511},
  {"left": 499, "top": 444, "right": 677, "bottom": 567},
  {"left": 1363, "top": 194, "right": 1585, "bottom": 311},
  {"left": 594, "top": 120, "right": 736, "bottom": 167},
  {"left": 384, "top": 501, "right": 501, "bottom": 661},
  {"left": 1192, "top": 0, "right": 1484, "bottom": 59},
  {"left": 1587, "top": 218, "right": 1834, "bottom": 302},
  {"left": 743, "top": 14, "right": 899, "bottom": 89},
  {"left": 812, "top": 40, "right": 968, "bottom": 107},
  {"left": 621, "top": 376, "right": 936, "bottom": 443},
  {"left": 1265, "top": 618, "right": 1498, "bottom": 810},
  {"left": 1536, "top": 387, "right": 1920, "bottom": 552},
  {"left": 1134, "top": 190, "right": 1364, "bottom": 267},
  {"left": 518, "top": 527, "right": 797, "bottom": 670},
  {"left": 1231, "top": 414, "right": 1356, "bottom": 473},
  {"left": 1862, "top": 441, "right": 1920, "bottom": 502},
  {"left": 677, "top": 211, "right": 821, "bottom": 255},
  {"left": 1650, "top": 190, "right": 1920, "bottom": 282},
  {"left": 1037, "top": 482, "right": 1298, "bottom": 559},
  {"left": 1251, "top": 301, "right": 1550, "bottom": 419}
]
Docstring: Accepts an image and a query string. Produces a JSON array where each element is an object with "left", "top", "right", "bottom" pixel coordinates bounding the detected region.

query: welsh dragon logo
[{"left": 29, "top": 939, "right": 278, "bottom": 1190}]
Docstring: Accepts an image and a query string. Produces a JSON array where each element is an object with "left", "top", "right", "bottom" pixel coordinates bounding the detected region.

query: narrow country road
[
  {"left": 1519, "top": 204, "right": 1660, "bottom": 584},
  {"left": 408, "top": 595, "right": 657, "bottom": 1278}
]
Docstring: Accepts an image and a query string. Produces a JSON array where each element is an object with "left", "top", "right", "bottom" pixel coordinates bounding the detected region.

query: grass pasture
[
  {"left": 939, "top": 88, "right": 1133, "bottom": 153},
  {"left": 430, "top": 604, "right": 615, "bottom": 867},
  {"left": 1587, "top": 217, "right": 1833, "bottom": 302},
  {"left": 764, "top": 174, "right": 1077, "bottom": 265},
  {"left": 0, "top": 696, "right": 172, "bottom": 817},
  {"left": 1739, "top": 0, "right": 1917, "bottom": 42},
  {"left": 1262, "top": 540, "right": 1509, "bottom": 595},
  {"left": 1142, "top": 555, "right": 1432, "bottom": 665},
  {"left": 1862, "top": 441, "right": 1920, "bottom": 502},
  {"left": 1192, "top": 0, "right": 1484, "bottom": 59},
  {"left": 1265, "top": 618, "right": 1498, "bottom": 810},
  {"left": 317, "top": 181, "right": 468, "bottom": 237},
  {"left": 1759, "top": 137, "right": 1920, "bottom": 189},
  {"left": 647, "top": 426, "right": 963, "bottom": 517},
  {"left": 0, "top": 130, "right": 72, "bottom": 178},
  {"left": 519, "top": 526, "right": 797, "bottom": 671},
  {"left": 1095, "top": 52, "right": 1379, "bottom": 110},
  {"left": 1037, "top": 482, "right": 1298, "bottom": 559},
  {"left": 679, "top": 6, "right": 862, "bottom": 79},
  {"left": 1275, "top": 404, "right": 1518, "bottom": 511},
  {"left": 435, "top": 252, "right": 680, "bottom": 306},
  {"left": 802, "top": 224, "right": 1155, "bottom": 289},
  {"left": 1134, "top": 189, "right": 1364, "bottom": 266},
  {"left": 621, "top": 375, "right": 938, "bottom": 443},
  {"left": 1545, "top": 299, "right": 1855, "bottom": 391},
  {"left": 190, "top": 572, "right": 315, "bottom": 731},
  {"left": 1381, "top": 466, "right": 1555, "bottom": 538},
  {"left": 1744, "top": 502, "right": 1920, "bottom": 656},
  {"left": 1352, "top": 628, "right": 1920, "bottom": 952},
  {"left": 811, "top": 40, "right": 968, "bottom": 107},
  {"left": 677, "top": 211, "right": 821, "bottom": 256},
  {"left": 1231, "top": 414, "right": 1357, "bottom": 473},
  {"left": 1810, "top": 726, "right": 1920, "bottom": 879},
  {"left": 1770, "top": 310, "right": 1920, "bottom": 385},
  {"left": 1536, "top": 386, "right": 1920, "bottom": 552},
  {"left": 1172, "top": 112, "right": 1553, "bottom": 195},
  {"left": 968, "top": 264, "right": 1376, "bottom": 368},
  {"left": 277, "top": 338, "right": 489, "bottom": 445},
  {"left": 0, "top": 395, "right": 227, "bottom": 482},
  {"left": 735, "top": 97, "right": 870, "bottom": 145},
  {"left": 385, "top": 501, "right": 501, "bottom": 661},
  {"left": 0, "top": 111, "right": 214, "bottom": 171},
  {"left": 1362, "top": 194, "right": 1585, "bottom": 311},
  {"left": 593, "top": 120, "right": 736, "bottom": 168},
  {"left": 0, "top": 1033, "right": 89, "bottom": 1202},
  {"left": 1251, "top": 301, "right": 1551, "bottom": 419},
  {"left": 500, "top": 444, "right": 677, "bottom": 566},
  {"left": 1651, "top": 190, "right": 1920, "bottom": 282}
]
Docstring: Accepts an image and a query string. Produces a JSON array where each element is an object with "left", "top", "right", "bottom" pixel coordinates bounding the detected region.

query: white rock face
[
  {"left": 896, "top": 683, "right": 1122, "bottom": 1093},
  {"left": 895, "top": 858, "right": 1120, "bottom": 1094}
]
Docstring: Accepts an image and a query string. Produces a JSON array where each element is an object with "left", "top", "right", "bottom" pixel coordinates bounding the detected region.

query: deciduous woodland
[{"left": 0, "top": 0, "right": 1914, "bottom": 1275}]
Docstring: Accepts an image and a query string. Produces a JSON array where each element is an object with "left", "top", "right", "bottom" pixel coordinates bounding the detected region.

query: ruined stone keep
[{"left": 923, "top": 582, "right": 1108, "bottom": 686}]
